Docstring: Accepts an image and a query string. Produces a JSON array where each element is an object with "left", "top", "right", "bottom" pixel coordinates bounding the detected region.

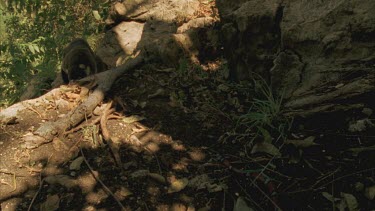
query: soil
[
  {"left": 1, "top": 61, "right": 375, "bottom": 210},
  {"left": 1, "top": 1, "right": 375, "bottom": 210}
]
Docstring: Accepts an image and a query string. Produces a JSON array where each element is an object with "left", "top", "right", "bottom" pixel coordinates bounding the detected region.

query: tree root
[
  {"left": 20, "top": 53, "right": 144, "bottom": 149},
  {"left": 100, "top": 102, "right": 122, "bottom": 167}
]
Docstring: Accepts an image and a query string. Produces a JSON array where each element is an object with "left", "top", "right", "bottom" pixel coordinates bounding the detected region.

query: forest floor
[
  {"left": 1, "top": 0, "right": 375, "bottom": 210},
  {"left": 1, "top": 59, "right": 374, "bottom": 210}
]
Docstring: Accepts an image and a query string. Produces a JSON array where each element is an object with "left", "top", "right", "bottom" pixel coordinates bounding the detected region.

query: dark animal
[{"left": 61, "top": 38, "right": 106, "bottom": 83}]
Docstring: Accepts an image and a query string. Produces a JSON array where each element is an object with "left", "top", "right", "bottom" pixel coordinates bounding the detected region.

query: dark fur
[{"left": 61, "top": 39, "right": 100, "bottom": 83}]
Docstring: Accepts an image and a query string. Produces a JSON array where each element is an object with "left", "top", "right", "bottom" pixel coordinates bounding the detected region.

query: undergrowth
[
  {"left": 214, "top": 74, "right": 291, "bottom": 148},
  {"left": 170, "top": 59, "right": 291, "bottom": 148},
  {"left": 0, "top": 0, "right": 110, "bottom": 108}
]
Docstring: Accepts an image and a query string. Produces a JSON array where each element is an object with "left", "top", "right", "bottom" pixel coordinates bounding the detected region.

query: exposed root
[
  {"left": 27, "top": 174, "right": 43, "bottom": 211},
  {"left": 22, "top": 102, "right": 46, "bottom": 120},
  {"left": 21, "top": 54, "right": 144, "bottom": 149},
  {"left": 100, "top": 102, "right": 122, "bottom": 167},
  {"left": 64, "top": 115, "right": 102, "bottom": 135}
]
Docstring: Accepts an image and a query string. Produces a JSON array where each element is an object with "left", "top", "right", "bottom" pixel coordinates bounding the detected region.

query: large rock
[
  {"left": 97, "top": 0, "right": 219, "bottom": 67},
  {"left": 106, "top": 0, "right": 200, "bottom": 24},
  {"left": 217, "top": 0, "right": 375, "bottom": 115}
]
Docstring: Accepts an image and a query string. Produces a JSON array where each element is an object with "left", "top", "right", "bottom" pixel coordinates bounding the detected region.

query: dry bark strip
[{"left": 0, "top": 54, "right": 144, "bottom": 149}]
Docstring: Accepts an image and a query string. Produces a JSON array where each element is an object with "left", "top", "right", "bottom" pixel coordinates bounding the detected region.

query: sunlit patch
[
  {"left": 42, "top": 165, "right": 64, "bottom": 176},
  {"left": 171, "top": 157, "right": 189, "bottom": 172},
  {"left": 114, "top": 187, "right": 133, "bottom": 201},
  {"left": 78, "top": 171, "right": 98, "bottom": 194},
  {"left": 145, "top": 142, "right": 160, "bottom": 153},
  {"left": 85, "top": 189, "right": 108, "bottom": 205},
  {"left": 171, "top": 142, "right": 186, "bottom": 151},
  {"left": 188, "top": 148, "right": 206, "bottom": 161}
]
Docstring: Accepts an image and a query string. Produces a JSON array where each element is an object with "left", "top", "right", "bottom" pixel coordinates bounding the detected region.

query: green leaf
[
  {"left": 28, "top": 44, "right": 35, "bottom": 54},
  {"left": 92, "top": 10, "right": 101, "bottom": 20},
  {"left": 34, "top": 45, "right": 40, "bottom": 53},
  {"left": 0, "top": 1, "right": 6, "bottom": 9}
]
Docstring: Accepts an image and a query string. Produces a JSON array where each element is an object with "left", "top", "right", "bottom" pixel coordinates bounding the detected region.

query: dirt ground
[
  {"left": 1, "top": 0, "right": 375, "bottom": 210},
  {"left": 1, "top": 60, "right": 375, "bottom": 210}
]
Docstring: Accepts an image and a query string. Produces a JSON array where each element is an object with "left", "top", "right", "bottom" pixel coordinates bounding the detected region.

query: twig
[
  {"left": 252, "top": 140, "right": 285, "bottom": 183},
  {"left": 22, "top": 53, "right": 144, "bottom": 149},
  {"left": 312, "top": 168, "right": 340, "bottom": 189},
  {"left": 22, "top": 102, "right": 45, "bottom": 120},
  {"left": 246, "top": 137, "right": 285, "bottom": 210},
  {"left": 331, "top": 172, "right": 335, "bottom": 211},
  {"left": 11, "top": 172, "right": 16, "bottom": 191},
  {"left": 100, "top": 102, "right": 114, "bottom": 141},
  {"left": 80, "top": 148, "right": 126, "bottom": 211},
  {"left": 287, "top": 167, "right": 375, "bottom": 194},
  {"left": 317, "top": 167, "right": 375, "bottom": 190},
  {"left": 64, "top": 115, "right": 102, "bottom": 135},
  {"left": 0, "top": 170, "right": 27, "bottom": 177},
  {"left": 144, "top": 146, "right": 163, "bottom": 175},
  {"left": 27, "top": 173, "right": 43, "bottom": 211}
]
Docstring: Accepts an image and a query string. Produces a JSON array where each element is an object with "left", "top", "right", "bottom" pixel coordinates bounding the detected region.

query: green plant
[
  {"left": 237, "top": 77, "right": 284, "bottom": 131},
  {"left": 226, "top": 75, "right": 292, "bottom": 145},
  {"left": 0, "top": 0, "right": 110, "bottom": 108}
]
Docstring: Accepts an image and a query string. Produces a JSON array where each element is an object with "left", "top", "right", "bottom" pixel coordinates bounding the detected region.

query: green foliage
[
  {"left": 217, "top": 75, "right": 291, "bottom": 146},
  {"left": 237, "top": 77, "right": 291, "bottom": 143},
  {"left": 237, "top": 77, "right": 284, "bottom": 131},
  {"left": 0, "top": 0, "right": 110, "bottom": 108}
]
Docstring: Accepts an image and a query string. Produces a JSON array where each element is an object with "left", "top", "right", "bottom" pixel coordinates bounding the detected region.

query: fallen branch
[{"left": 22, "top": 53, "right": 144, "bottom": 149}]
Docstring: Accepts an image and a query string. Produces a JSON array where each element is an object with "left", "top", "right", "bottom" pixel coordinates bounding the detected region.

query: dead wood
[{"left": 0, "top": 53, "right": 144, "bottom": 149}]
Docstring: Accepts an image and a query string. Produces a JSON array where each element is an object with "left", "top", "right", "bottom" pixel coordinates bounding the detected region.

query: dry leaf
[
  {"left": 92, "top": 10, "right": 101, "bottom": 20},
  {"left": 148, "top": 173, "right": 167, "bottom": 184},
  {"left": 188, "top": 174, "right": 210, "bottom": 190},
  {"left": 348, "top": 145, "right": 375, "bottom": 156},
  {"left": 341, "top": 192, "right": 359, "bottom": 211},
  {"left": 251, "top": 142, "right": 281, "bottom": 157},
  {"left": 322, "top": 192, "right": 339, "bottom": 203},
  {"left": 234, "top": 197, "right": 254, "bottom": 211},
  {"left": 364, "top": 185, "right": 375, "bottom": 200},
  {"left": 115, "top": 186, "right": 133, "bottom": 200},
  {"left": 69, "top": 156, "right": 84, "bottom": 171},
  {"left": 130, "top": 170, "right": 149, "bottom": 178},
  {"left": 65, "top": 92, "right": 80, "bottom": 100},
  {"left": 285, "top": 136, "right": 317, "bottom": 148},
  {"left": 122, "top": 115, "right": 145, "bottom": 124},
  {"left": 40, "top": 194, "right": 60, "bottom": 211},
  {"left": 148, "top": 88, "right": 165, "bottom": 98},
  {"left": 44, "top": 175, "right": 77, "bottom": 189},
  {"left": 168, "top": 178, "right": 189, "bottom": 193}
]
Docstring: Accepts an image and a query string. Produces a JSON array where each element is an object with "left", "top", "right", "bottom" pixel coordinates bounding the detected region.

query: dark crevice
[{"left": 274, "top": 4, "right": 284, "bottom": 49}]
